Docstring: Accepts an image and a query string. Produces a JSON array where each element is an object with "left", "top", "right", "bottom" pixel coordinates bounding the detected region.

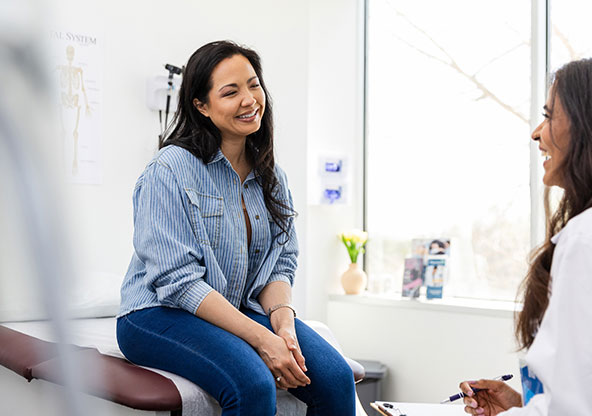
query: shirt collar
[
  {"left": 207, "top": 149, "right": 225, "bottom": 165},
  {"left": 551, "top": 228, "right": 565, "bottom": 245},
  {"left": 207, "top": 148, "right": 261, "bottom": 181}
]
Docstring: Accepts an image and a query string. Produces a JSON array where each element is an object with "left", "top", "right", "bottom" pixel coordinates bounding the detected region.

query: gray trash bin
[{"left": 355, "top": 359, "right": 387, "bottom": 416}]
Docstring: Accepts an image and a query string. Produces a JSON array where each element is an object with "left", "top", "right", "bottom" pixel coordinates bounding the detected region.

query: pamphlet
[
  {"left": 425, "top": 255, "right": 446, "bottom": 299},
  {"left": 411, "top": 238, "right": 451, "bottom": 258},
  {"left": 408, "top": 238, "right": 451, "bottom": 299},
  {"left": 402, "top": 257, "right": 423, "bottom": 298}
]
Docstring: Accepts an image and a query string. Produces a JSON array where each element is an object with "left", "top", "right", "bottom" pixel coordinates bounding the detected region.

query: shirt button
[
  {"left": 255, "top": 249, "right": 260, "bottom": 254},
  {"left": 245, "top": 184, "right": 249, "bottom": 189},
  {"left": 255, "top": 215, "right": 260, "bottom": 220}
]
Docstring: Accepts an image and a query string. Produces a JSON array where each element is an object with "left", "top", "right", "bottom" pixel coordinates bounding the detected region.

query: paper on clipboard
[
  {"left": 371, "top": 401, "right": 465, "bottom": 416},
  {"left": 371, "top": 401, "right": 398, "bottom": 416}
]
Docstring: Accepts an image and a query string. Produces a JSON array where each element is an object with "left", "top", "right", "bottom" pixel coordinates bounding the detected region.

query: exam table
[{"left": 0, "top": 317, "right": 364, "bottom": 415}]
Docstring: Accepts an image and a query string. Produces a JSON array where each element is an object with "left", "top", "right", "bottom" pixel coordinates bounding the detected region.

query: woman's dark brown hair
[
  {"left": 516, "top": 58, "right": 592, "bottom": 349},
  {"left": 161, "top": 40, "right": 294, "bottom": 242}
]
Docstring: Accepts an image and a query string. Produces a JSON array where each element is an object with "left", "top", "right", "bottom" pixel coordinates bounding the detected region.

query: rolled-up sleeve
[
  {"left": 267, "top": 230, "right": 298, "bottom": 286},
  {"left": 133, "top": 160, "right": 213, "bottom": 314}
]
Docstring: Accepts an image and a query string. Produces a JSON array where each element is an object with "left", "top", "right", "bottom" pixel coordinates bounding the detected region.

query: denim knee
[
  {"left": 226, "top": 370, "right": 276, "bottom": 415},
  {"left": 321, "top": 358, "right": 356, "bottom": 407}
]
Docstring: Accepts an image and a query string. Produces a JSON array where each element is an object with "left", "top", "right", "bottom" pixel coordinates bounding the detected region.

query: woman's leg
[
  {"left": 117, "top": 307, "right": 276, "bottom": 416},
  {"left": 245, "top": 310, "right": 356, "bottom": 416}
]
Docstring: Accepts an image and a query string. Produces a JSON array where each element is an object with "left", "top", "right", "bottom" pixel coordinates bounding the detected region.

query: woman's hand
[
  {"left": 257, "top": 282, "right": 308, "bottom": 389},
  {"left": 255, "top": 330, "right": 311, "bottom": 390},
  {"left": 460, "top": 379, "right": 522, "bottom": 415},
  {"left": 269, "top": 307, "right": 308, "bottom": 374},
  {"left": 276, "top": 325, "right": 307, "bottom": 374},
  {"left": 193, "top": 291, "right": 309, "bottom": 390}
]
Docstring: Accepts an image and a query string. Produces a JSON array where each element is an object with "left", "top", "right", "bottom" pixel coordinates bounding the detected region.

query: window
[
  {"left": 365, "top": 0, "right": 534, "bottom": 300},
  {"left": 549, "top": 0, "right": 592, "bottom": 70}
]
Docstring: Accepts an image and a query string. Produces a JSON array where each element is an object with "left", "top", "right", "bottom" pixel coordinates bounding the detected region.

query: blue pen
[{"left": 440, "top": 374, "right": 513, "bottom": 404}]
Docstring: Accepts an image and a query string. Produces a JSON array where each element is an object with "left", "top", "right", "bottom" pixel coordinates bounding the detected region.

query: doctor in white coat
[{"left": 459, "top": 58, "right": 592, "bottom": 415}]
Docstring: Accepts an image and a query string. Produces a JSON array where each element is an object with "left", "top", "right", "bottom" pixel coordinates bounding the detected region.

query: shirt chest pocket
[{"left": 185, "top": 188, "right": 224, "bottom": 249}]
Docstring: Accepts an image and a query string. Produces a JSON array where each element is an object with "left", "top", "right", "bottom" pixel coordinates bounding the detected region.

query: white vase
[{"left": 341, "top": 263, "right": 367, "bottom": 295}]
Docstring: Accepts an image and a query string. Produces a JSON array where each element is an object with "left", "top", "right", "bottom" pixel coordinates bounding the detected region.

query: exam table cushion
[
  {"left": 0, "top": 325, "right": 182, "bottom": 410},
  {"left": 0, "top": 324, "right": 69, "bottom": 381}
]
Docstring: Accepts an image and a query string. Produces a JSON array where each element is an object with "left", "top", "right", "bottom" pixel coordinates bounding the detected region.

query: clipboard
[
  {"left": 370, "top": 402, "right": 404, "bottom": 416},
  {"left": 370, "top": 401, "right": 465, "bottom": 415}
]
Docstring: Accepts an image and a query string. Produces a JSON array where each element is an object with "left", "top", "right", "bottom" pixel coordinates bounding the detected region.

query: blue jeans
[{"left": 116, "top": 307, "right": 355, "bottom": 416}]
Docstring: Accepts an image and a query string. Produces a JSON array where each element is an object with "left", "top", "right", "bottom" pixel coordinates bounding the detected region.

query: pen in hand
[{"left": 440, "top": 374, "right": 513, "bottom": 404}]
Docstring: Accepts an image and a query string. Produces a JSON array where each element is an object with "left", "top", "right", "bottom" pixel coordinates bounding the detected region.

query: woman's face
[
  {"left": 195, "top": 54, "right": 265, "bottom": 142},
  {"left": 531, "top": 85, "right": 571, "bottom": 188}
]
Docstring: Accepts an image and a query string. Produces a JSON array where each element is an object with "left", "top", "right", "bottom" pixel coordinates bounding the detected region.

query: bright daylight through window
[{"left": 365, "top": 0, "right": 592, "bottom": 301}]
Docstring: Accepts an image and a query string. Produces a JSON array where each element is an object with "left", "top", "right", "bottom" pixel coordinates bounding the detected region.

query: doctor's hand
[
  {"left": 255, "top": 330, "right": 311, "bottom": 390},
  {"left": 460, "top": 379, "right": 522, "bottom": 415}
]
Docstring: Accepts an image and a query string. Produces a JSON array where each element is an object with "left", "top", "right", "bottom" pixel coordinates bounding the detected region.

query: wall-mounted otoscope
[
  {"left": 165, "top": 63, "right": 183, "bottom": 76},
  {"left": 146, "top": 63, "right": 184, "bottom": 147},
  {"left": 160, "top": 63, "right": 183, "bottom": 146}
]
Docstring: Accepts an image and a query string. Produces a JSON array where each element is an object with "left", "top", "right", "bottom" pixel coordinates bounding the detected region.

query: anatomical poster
[{"left": 50, "top": 29, "right": 102, "bottom": 184}]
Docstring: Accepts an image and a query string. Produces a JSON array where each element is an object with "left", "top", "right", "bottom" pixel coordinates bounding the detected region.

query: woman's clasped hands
[
  {"left": 251, "top": 305, "right": 311, "bottom": 391},
  {"left": 255, "top": 324, "right": 311, "bottom": 390}
]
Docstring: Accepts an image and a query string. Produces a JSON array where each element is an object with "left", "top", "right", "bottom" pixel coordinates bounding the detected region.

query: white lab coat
[{"left": 501, "top": 208, "right": 592, "bottom": 416}]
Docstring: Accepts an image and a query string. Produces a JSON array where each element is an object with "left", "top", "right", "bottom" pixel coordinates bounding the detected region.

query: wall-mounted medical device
[{"left": 146, "top": 63, "right": 183, "bottom": 145}]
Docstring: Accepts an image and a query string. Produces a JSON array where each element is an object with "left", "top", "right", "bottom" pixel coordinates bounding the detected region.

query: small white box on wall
[
  {"left": 315, "top": 155, "right": 350, "bottom": 205},
  {"left": 146, "top": 75, "right": 182, "bottom": 112}
]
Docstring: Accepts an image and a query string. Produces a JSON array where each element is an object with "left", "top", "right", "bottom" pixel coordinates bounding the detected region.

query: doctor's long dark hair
[
  {"left": 161, "top": 41, "right": 294, "bottom": 241},
  {"left": 516, "top": 58, "right": 592, "bottom": 349}
]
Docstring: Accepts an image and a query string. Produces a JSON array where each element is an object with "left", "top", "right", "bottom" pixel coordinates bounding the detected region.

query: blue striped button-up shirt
[{"left": 118, "top": 145, "right": 298, "bottom": 317}]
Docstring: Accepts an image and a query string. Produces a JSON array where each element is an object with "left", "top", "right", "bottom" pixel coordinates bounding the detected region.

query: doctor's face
[{"left": 531, "top": 86, "right": 571, "bottom": 188}]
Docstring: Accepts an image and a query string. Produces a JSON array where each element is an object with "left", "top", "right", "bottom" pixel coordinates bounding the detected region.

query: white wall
[{"left": 328, "top": 297, "right": 523, "bottom": 403}]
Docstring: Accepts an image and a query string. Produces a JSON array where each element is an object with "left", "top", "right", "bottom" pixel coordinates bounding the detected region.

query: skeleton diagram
[{"left": 57, "top": 45, "right": 90, "bottom": 175}]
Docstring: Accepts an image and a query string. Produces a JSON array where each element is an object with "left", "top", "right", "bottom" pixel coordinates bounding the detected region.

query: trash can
[{"left": 355, "top": 359, "right": 387, "bottom": 416}]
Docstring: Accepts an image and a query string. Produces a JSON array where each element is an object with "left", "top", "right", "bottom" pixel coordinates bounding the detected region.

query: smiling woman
[
  {"left": 162, "top": 41, "right": 291, "bottom": 239},
  {"left": 193, "top": 55, "right": 266, "bottom": 143},
  {"left": 115, "top": 41, "right": 357, "bottom": 416},
  {"left": 531, "top": 87, "right": 571, "bottom": 187}
]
